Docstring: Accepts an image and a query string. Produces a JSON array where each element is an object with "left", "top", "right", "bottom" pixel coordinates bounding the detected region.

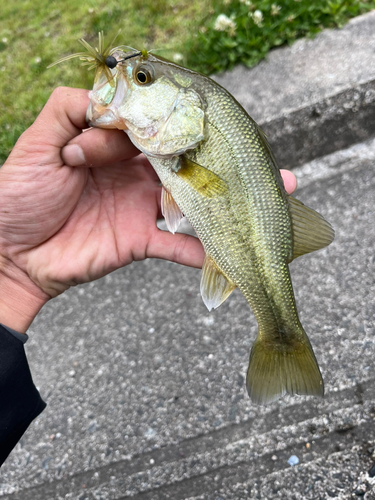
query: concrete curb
[
  {"left": 262, "top": 79, "right": 375, "bottom": 169},
  {"left": 214, "top": 10, "right": 375, "bottom": 169}
]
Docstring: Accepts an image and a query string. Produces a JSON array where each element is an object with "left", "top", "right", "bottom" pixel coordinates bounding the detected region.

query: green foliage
[
  {"left": 184, "top": 0, "right": 375, "bottom": 74},
  {"left": 91, "top": 8, "right": 123, "bottom": 33}
]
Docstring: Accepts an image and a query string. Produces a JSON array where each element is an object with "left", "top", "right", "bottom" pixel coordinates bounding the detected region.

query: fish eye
[{"left": 134, "top": 65, "right": 154, "bottom": 85}]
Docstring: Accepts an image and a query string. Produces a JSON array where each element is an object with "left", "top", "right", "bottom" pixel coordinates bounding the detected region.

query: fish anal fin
[
  {"left": 161, "top": 186, "right": 184, "bottom": 234},
  {"left": 288, "top": 196, "right": 335, "bottom": 261},
  {"left": 200, "top": 255, "right": 236, "bottom": 311},
  {"left": 177, "top": 156, "right": 228, "bottom": 198},
  {"left": 246, "top": 333, "right": 324, "bottom": 405}
]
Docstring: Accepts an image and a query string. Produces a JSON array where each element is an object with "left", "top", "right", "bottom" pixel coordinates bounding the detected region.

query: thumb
[{"left": 61, "top": 127, "right": 140, "bottom": 168}]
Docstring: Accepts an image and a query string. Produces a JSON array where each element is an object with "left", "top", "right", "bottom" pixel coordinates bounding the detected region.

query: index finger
[
  {"left": 28, "top": 87, "right": 90, "bottom": 148},
  {"left": 280, "top": 169, "right": 297, "bottom": 195},
  {"left": 6, "top": 87, "right": 91, "bottom": 167}
]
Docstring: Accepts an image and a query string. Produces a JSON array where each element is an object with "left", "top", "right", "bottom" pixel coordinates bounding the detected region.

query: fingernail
[{"left": 61, "top": 144, "right": 86, "bottom": 166}]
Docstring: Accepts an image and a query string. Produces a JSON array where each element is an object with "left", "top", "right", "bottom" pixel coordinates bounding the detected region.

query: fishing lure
[{"left": 48, "top": 31, "right": 148, "bottom": 86}]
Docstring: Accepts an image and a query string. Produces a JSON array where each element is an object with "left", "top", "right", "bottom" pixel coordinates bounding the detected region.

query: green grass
[{"left": 0, "top": 0, "right": 374, "bottom": 162}]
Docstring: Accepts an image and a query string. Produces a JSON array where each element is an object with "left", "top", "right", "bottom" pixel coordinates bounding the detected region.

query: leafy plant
[{"left": 184, "top": 0, "right": 375, "bottom": 73}]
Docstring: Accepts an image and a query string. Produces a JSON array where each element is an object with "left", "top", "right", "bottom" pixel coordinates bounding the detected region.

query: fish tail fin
[{"left": 246, "top": 328, "right": 323, "bottom": 405}]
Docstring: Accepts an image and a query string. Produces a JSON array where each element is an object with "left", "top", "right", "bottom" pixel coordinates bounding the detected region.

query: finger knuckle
[
  {"left": 50, "top": 86, "right": 70, "bottom": 102},
  {"left": 172, "top": 234, "right": 189, "bottom": 264}
]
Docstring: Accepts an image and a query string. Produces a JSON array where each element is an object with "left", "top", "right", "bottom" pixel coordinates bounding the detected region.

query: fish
[{"left": 51, "top": 33, "right": 335, "bottom": 404}]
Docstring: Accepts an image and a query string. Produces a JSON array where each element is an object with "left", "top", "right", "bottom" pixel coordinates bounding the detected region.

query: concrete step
[{"left": 214, "top": 10, "right": 375, "bottom": 169}]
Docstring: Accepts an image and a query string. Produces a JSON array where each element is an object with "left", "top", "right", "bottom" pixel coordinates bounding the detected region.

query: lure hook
[{"left": 105, "top": 51, "right": 144, "bottom": 69}]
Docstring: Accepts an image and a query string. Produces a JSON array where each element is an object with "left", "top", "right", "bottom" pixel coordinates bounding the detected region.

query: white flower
[
  {"left": 173, "top": 53, "right": 183, "bottom": 63},
  {"left": 271, "top": 4, "right": 281, "bottom": 16},
  {"left": 239, "top": 0, "right": 252, "bottom": 5},
  {"left": 34, "top": 56, "right": 42, "bottom": 64},
  {"left": 2, "top": 37, "right": 7, "bottom": 43},
  {"left": 214, "top": 14, "right": 236, "bottom": 35},
  {"left": 252, "top": 9, "right": 263, "bottom": 26}
]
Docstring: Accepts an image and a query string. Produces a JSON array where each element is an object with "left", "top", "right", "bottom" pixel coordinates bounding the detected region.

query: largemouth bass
[{"left": 52, "top": 35, "right": 334, "bottom": 404}]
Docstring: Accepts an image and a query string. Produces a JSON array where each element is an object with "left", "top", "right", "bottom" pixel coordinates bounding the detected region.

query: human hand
[
  {"left": 0, "top": 87, "right": 205, "bottom": 330},
  {"left": 0, "top": 87, "right": 296, "bottom": 332}
]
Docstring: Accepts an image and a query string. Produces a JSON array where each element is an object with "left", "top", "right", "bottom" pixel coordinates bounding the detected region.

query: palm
[{"left": 3, "top": 156, "right": 163, "bottom": 296}]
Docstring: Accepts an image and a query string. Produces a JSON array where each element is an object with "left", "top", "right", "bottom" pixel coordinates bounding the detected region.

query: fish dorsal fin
[
  {"left": 176, "top": 156, "right": 228, "bottom": 198},
  {"left": 161, "top": 186, "right": 184, "bottom": 234},
  {"left": 200, "top": 255, "right": 236, "bottom": 311},
  {"left": 288, "top": 196, "right": 335, "bottom": 261}
]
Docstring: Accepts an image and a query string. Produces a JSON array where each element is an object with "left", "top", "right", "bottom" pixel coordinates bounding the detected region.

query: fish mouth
[
  {"left": 86, "top": 72, "right": 129, "bottom": 130},
  {"left": 86, "top": 105, "right": 128, "bottom": 130}
]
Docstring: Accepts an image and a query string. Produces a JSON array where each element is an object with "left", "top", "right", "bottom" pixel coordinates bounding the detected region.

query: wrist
[{"left": 0, "top": 256, "right": 50, "bottom": 333}]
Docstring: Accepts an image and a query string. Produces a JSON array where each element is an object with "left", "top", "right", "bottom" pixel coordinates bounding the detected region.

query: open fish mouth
[{"left": 86, "top": 70, "right": 129, "bottom": 130}]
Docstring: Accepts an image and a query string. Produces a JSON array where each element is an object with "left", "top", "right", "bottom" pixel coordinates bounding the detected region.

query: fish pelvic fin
[
  {"left": 161, "top": 186, "right": 184, "bottom": 234},
  {"left": 246, "top": 329, "right": 324, "bottom": 405},
  {"left": 200, "top": 255, "right": 236, "bottom": 311},
  {"left": 288, "top": 196, "right": 335, "bottom": 261}
]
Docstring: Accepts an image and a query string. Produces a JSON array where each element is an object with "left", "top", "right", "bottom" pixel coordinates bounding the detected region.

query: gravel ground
[{"left": 1, "top": 135, "right": 375, "bottom": 500}]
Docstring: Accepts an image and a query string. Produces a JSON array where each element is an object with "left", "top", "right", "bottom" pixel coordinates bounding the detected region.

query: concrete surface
[{"left": 1, "top": 11, "right": 375, "bottom": 500}]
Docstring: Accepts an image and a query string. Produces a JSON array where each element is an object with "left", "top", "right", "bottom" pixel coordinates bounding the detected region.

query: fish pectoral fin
[
  {"left": 176, "top": 156, "right": 228, "bottom": 198},
  {"left": 161, "top": 186, "right": 184, "bottom": 234},
  {"left": 288, "top": 196, "right": 335, "bottom": 261},
  {"left": 200, "top": 255, "right": 236, "bottom": 311},
  {"left": 246, "top": 331, "right": 324, "bottom": 405}
]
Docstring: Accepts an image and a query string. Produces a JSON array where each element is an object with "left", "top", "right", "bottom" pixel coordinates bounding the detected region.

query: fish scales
[
  {"left": 69, "top": 39, "right": 334, "bottom": 404},
  {"left": 150, "top": 84, "right": 297, "bottom": 337}
]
